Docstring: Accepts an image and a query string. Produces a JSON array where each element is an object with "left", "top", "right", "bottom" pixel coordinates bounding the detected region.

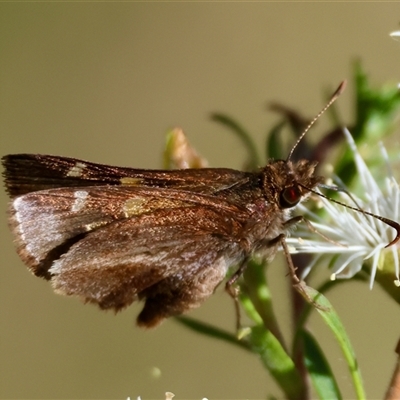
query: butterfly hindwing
[{"left": 47, "top": 206, "right": 245, "bottom": 327}]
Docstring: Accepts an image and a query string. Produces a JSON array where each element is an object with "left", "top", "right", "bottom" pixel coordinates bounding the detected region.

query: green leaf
[
  {"left": 302, "top": 329, "right": 342, "bottom": 400},
  {"left": 353, "top": 60, "right": 400, "bottom": 142},
  {"left": 249, "top": 325, "right": 305, "bottom": 400},
  {"left": 241, "top": 259, "right": 286, "bottom": 347},
  {"left": 265, "top": 120, "right": 287, "bottom": 159},
  {"left": 335, "top": 61, "right": 400, "bottom": 187},
  {"left": 298, "top": 283, "right": 366, "bottom": 400},
  {"left": 176, "top": 316, "right": 306, "bottom": 400},
  {"left": 174, "top": 316, "right": 252, "bottom": 352}
]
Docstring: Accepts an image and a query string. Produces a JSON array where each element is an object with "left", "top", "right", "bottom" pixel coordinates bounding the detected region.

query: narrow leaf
[
  {"left": 302, "top": 329, "right": 342, "bottom": 400},
  {"left": 266, "top": 120, "right": 287, "bottom": 160},
  {"left": 175, "top": 316, "right": 251, "bottom": 352},
  {"left": 249, "top": 325, "right": 305, "bottom": 400},
  {"left": 299, "top": 283, "right": 366, "bottom": 400}
]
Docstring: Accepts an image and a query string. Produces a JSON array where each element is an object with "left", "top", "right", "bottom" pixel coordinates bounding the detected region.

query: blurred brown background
[{"left": 1, "top": 3, "right": 400, "bottom": 399}]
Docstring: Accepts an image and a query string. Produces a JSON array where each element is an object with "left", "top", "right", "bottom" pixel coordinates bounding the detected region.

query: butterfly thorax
[{"left": 228, "top": 159, "right": 322, "bottom": 255}]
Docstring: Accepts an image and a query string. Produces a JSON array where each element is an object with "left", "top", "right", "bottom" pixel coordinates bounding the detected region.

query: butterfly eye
[{"left": 280, "top": 186, "right": 302, "bottom": 208}]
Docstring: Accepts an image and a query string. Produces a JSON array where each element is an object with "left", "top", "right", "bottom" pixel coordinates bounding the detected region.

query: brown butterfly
[{"left": 5, "top": 81, "right": 395, "bottom": 328}]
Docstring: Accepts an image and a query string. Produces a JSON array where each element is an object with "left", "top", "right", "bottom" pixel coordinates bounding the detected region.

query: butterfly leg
[
  {"left": 225, "top": 256, "right": 250, "bottom": 331},
  {"left": 279, "top": 234, "right": 327, "bottom": 311}
]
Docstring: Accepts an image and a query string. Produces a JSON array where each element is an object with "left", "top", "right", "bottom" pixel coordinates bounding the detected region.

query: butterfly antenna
[{"left": 287, "top": 80, "right": 347, "bottom": 161}]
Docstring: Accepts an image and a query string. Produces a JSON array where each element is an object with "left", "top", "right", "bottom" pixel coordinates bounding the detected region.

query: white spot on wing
[
  {"left": 12, "top": 196, "right": 28, "bottom": 248},
  {"left": 71, "top": 190, "right": 88, "bottom": 212},
  {"left": 13, "top": 196, "right": 25, "bottom": 225},
  {"left": 66, "top": 162, "right": 87, "bottom": 177}
]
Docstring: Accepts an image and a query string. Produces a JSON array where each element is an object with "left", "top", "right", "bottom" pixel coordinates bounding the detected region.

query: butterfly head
[{"left": 261, "top": 159, "right": 323, "bottom": 210}]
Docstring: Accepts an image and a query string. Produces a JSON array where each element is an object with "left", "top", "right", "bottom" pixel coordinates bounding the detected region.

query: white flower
[{"left": 287, "top": 128, "right": 400, "bottom": 288}]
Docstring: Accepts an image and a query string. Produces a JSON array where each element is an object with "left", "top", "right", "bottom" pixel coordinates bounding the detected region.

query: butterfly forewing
[{"left": 2, "top": 154, "right": 250, "bottom": 196}]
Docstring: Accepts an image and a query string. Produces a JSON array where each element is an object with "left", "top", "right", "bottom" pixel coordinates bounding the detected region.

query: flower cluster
[{"left": 287, "top": 128, "right": 400, "bottom": 288}]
